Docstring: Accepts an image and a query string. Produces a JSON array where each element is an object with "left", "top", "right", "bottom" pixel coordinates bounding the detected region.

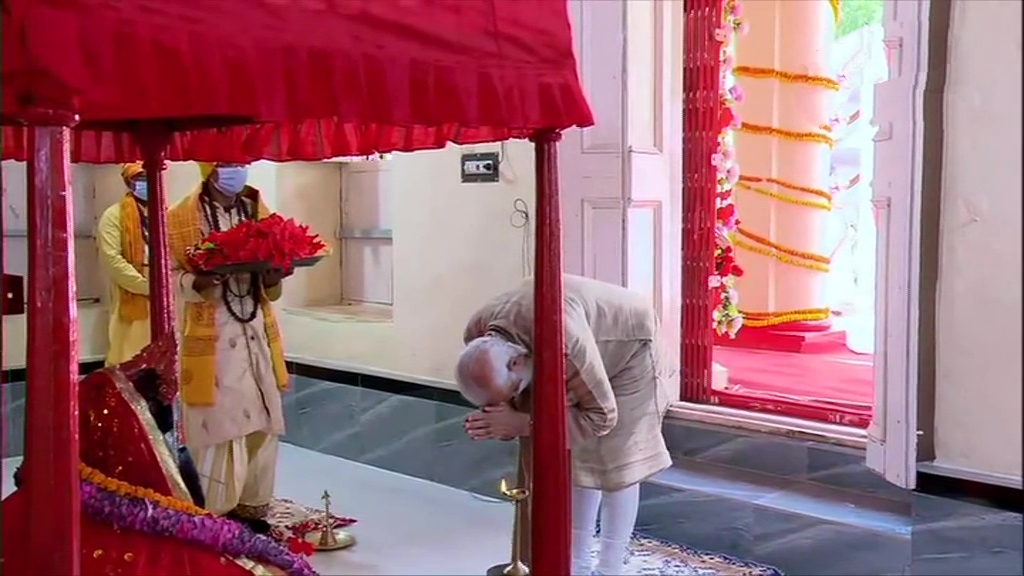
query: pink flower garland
[
  {"left": 710, "top": 0, "right": 747, "bottom": 337},
  {"left": 81, "top": 479, "right": 319, "bottom": 576}
]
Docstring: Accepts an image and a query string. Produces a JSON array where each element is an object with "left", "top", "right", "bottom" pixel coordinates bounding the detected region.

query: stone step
[{"left": 651, "top": 457, "right": 910, "bottom": 536}]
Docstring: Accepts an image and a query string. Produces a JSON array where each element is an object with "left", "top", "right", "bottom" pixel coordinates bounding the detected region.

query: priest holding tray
[{"left": 167, "top": 162, "right": 325, "bottom": 533}]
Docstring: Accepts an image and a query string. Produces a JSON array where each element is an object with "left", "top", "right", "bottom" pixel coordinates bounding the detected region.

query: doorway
[{"left": 681, "top": 0, "right": 914, "bottom": 431}]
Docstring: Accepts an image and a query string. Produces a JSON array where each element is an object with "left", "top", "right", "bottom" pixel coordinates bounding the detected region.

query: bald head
[{"left": 455, "top": 335, "right": 532, "bottom": 406}]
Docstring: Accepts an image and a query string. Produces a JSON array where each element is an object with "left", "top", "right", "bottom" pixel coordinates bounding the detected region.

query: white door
[
  {"left": 560, "top": 0, "right": 627, "bottom": 285},
  {"left": 866, "top": 0, "right": 932, "bottom": 489},
  {"left": 561, "top": 0, "right": 680, "bottom": 323}
]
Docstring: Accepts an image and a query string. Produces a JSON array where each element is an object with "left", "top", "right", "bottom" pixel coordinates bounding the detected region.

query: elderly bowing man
[{"left": 456, "top": 274, "right": 674, "bottom": 576}]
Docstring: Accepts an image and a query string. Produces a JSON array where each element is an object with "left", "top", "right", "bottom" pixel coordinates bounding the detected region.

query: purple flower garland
[{"left": 81, "top": 480, "right": 318, "bottom": 576}]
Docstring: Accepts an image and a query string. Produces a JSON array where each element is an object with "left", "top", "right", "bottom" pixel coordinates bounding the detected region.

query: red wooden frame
[
  {"left": 710, "top": 389, "right": 872, "bottom": 428},
  {"left": 679, "top": 0, "right": 872, "bottom": 429},
  {"left": 680, "top": 0, "right": 723, "bottom": 405}
]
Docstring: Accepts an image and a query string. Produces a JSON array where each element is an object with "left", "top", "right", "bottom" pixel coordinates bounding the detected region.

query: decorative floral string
[
  {"left": 80, "top": 464, "right": 318, "bottom": 576},
  {"left": 732, "top": 239, "right": 831, "bottom": 273},
  {"left": 733, "top": 66, "right": 841, "bottom": 91},
  {"left": 736, "top": 227, "right": 831, "bottom": 265},
  {"left": 709, "top": 0, "right": 747, "bottom": 338},
  {"left": 739, "top": 122, "right": 836, "bottom": 148},
  {"left": 830, "top": 0, "right": 842, "bottom": 25},
  {"left": 735, "top": 182, "right": 832, "bottom": 211},
  {"left": 739, "top": 174, "right": 832, "bottom": 203},
  {"left": 80, "top": 463, "right": 208, "bottom": 516},
  {"left": 741, "top": 307, "right": 831, "bottom": 327}
]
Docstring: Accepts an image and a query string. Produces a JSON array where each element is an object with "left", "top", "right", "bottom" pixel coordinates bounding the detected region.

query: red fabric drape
[
  {"left": 2, "top": 0, "right": 593, "bottom": 161},
  {"left": 2, "top": 120, "right": 590, "bottom": 163},
  {"left": 3, "top": 492, "right": 251, "bottom": 576}
]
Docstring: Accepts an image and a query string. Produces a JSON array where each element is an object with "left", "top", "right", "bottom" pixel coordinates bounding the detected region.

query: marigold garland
[
  {"left": 733, "top": 66, "right": 841, "bottom": 91},
  {"left": 741, "top": 307, "right": 831, "bottom": 327},
  {"left": 830, "top": 0, "right": 842, "bottom": 25},
  {"left": 80, "top": 463, "right": 209, "bottom": 516},
  {"left": 735, "top": 182, "right": 832, "bottom": 211},
  {"left": 739, "top": 122, "right": 836, "bottom": 148},
  {"left": 739, "top": 174, "right": 832, "bottom": 202},
  {"left": 79, "top": 464, "right": 319, "bottom": 576},
  {"left": 732, "top": 236, "right": 831, "bottom": 273},
  {"left": 736, "top": 227, "right": 830, "bottom": 264}
]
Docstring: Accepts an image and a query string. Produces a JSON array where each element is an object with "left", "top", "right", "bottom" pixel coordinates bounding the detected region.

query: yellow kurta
[
  {"left": 170, "top": 194, "right": 286, "bottom": 517},
  {"left": 97, "top": 202, "right": 151, "bottom": 366}
]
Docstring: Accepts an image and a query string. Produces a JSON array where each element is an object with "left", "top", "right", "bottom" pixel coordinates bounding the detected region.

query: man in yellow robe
[
  {"left": 97, "top": 162, "right": 152, "bottom": 366},
  {"left": 167, "top": 162, "right": 292, "bottom": 532}
]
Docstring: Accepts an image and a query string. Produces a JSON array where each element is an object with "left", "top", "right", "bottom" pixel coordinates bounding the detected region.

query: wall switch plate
[{"left": 460, "top": 152, "right": 500, "bottom": 183}]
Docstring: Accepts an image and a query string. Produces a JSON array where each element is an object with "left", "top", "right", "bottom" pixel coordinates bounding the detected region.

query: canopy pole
[
  {"left": 528, "top": 130, "right": 570, "bottom": 576},
  {"left": 24, "top": 117, "right": 81, "bottom": 576},
  {"left": 136, "top": 129, "right": 179, "bottom": 401}
]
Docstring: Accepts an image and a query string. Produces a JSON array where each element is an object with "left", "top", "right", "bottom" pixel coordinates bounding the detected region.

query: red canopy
[
  {"left": 2, "top": 0, "right": 593, "bottom": 161},
  {"left": 5, "top": 2, "right": 586, "bottom": 575}
]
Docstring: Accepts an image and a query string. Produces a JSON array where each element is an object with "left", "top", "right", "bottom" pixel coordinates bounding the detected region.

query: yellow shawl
[
  {"left": 118, "top": 163, "right": 149, "bottom": 322},
  {"left": 166, "top": 186, "right": 289, "bottom": 407},
  {"left": 118, "top": 194, "right": 150, "bottom": 322}
]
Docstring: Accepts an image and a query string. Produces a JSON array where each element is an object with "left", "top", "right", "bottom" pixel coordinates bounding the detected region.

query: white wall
[
  {"left": 933, "top": 0, "right": 1022, "bottom": 479},
  {"left": 278, "top": 143, "right": 536, "bottom": 387},
  {"left": 2, "top": 148, "right": 535, "bottom": 391}
]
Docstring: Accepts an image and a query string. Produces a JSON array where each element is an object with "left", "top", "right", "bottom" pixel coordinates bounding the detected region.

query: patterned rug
[
  {"left": 595, "top": 534, "right": 781, "bottom": 576},
  {"left": 266, "top": 498, "right": 781, "bottom": 576}
]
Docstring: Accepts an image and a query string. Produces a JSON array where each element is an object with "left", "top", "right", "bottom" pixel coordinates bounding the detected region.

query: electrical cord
[{"left": 510, "top": 198, "right": 533, "bottom": 278}]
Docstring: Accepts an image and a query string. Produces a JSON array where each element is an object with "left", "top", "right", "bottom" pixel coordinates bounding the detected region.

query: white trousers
[
  {"left": 571, "top": 483, "right": 642, "bottom": 575},
  {"left": 191, "top": 431, "right": 279, "bottom": 517}
]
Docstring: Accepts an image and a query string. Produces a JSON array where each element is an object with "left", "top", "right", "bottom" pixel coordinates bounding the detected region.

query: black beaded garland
[{"left": 199, "top": 188, "right": 261, "bottom": 324}]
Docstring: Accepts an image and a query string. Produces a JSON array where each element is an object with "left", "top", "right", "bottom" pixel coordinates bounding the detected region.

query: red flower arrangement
[{"left": 188, "top": 214, "right": 328, "bottom": 273}]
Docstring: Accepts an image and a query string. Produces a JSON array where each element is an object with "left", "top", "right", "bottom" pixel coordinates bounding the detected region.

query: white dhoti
[
  {"left": 180, "top": 301, "right": 286, "bottom": 520},
  {"left": 193, "top": 431, "right": 280, "bottom": 517},
  {"left": 172, "top": 190, "right": 289, "bottom": 520}
]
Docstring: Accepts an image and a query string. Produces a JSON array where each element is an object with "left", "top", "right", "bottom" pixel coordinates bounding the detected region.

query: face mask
[
  {"left": 132, "top": 180, "right": 148, "bottom": 202},
  {"left": 213, "top": 166, "right": 248, "bottom": 196}
]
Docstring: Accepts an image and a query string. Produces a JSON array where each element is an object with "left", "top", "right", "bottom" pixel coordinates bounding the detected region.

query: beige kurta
[
  {"left": 172, "top": 197, "right": 286, "bottom": 515},
  {"left": 463, "top": 274, "right": 674, "bottom": 492},
  {"left": 96, "top": 202, "right": 151, "bottom": 366}
]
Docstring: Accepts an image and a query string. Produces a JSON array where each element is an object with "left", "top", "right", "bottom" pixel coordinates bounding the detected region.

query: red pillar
[
  {"left": 24, "top": 120, "right": 81, "bottom": 575},
  {"left": 529, "top": 130, "right": 571, "bottom": 576},
  {"left": 136, "top": 130, "right": 179, "bottom": 401},
  {"left": 680, "top": 0, "right": 725, "bottom": 402}
]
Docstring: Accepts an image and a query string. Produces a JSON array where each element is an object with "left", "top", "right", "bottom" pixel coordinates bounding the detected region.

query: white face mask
[
  {"left": 213, "top": 166, "right": 249, "bottom": 195},
  {"left": 132, "top": 180, "right": 148, "bottom": 202}
]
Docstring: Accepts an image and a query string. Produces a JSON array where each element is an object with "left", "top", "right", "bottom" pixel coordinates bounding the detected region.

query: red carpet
[{"left": 714, "top": 346, "right": 874, "bottom": 413}]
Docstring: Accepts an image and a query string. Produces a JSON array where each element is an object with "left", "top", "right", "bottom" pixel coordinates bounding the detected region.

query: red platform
[
  {"left": 713, "top": 345, "right": 874, "bottom": 428},
  {"left": 714, "top": 322, "right": 849, "bottom": 354}
]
